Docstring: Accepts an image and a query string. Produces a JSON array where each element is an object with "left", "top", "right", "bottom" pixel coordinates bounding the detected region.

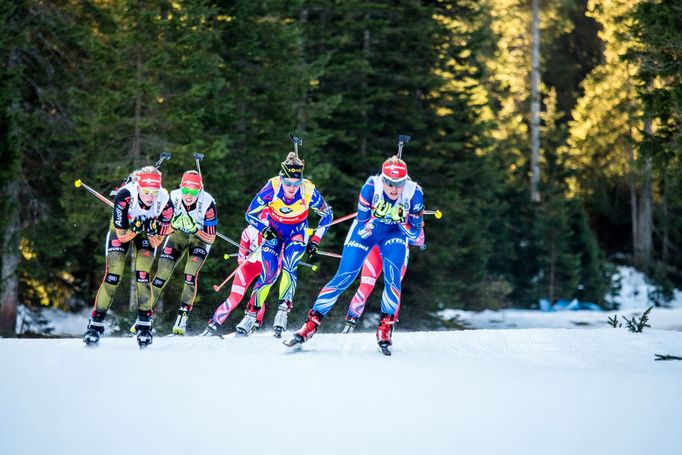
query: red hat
[
  {"left": 137, "top": 173, "right": 162, "bottom": 189},
  {"left": 381, "top": 160, "right": 408, "bottom": 182},
  {"left": 181, "top": 172, "right": 203, "bottom": 190}
]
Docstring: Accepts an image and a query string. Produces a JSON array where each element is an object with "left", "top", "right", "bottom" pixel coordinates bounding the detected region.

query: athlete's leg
[
  {"left": 134, "top": 235, "right": 156, "bottom": 313},
  {"left": 93, "top": 227, "right": 131, "bottom": 313},
  {"left": 347, "top": 246, "right": 383, "bottom": 319},
  {"left": 150, "top": 232, "right": 187, "bottom": 308},
  {"left": 211, "top": 260, "right": 261, "bottom": 325}
]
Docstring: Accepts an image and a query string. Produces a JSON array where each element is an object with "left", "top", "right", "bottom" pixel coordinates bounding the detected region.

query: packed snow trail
[{"left": 2, "top": 329, "right": 681, "bottom": 455}]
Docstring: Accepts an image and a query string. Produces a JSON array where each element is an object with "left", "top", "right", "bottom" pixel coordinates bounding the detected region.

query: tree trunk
[
  {"left": 0, "top": 180, "right": 20, "bottom": 336},
  {"left": 634, "top": 153, "right": 653, "bottom": 270},
  {"left": 529, "top": 0, "right": 541, "bottom": 203}
]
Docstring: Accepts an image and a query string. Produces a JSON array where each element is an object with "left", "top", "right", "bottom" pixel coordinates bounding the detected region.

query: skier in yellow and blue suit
[{"left": 235, "top": 152, "right": 333, "bottom": 337}]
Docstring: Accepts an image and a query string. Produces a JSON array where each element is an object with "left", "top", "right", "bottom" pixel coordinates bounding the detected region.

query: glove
[
  {"left": 306, "top": 238, "right": 320, "bottom": 261},
  {"left": 129, "top": 217, "right": 146, "bottom": 234},
  {"left": 358, "top": 220, "right": 374, "bottom": 239},
  {"left": 145, "top": 218, "right": 160, "bottom": 236},
  {"left": 261, "top": 227, "right": 279, "bottom": 242},
  {"left": 171, "top": 214, "right": 198, "bottom": 234}
]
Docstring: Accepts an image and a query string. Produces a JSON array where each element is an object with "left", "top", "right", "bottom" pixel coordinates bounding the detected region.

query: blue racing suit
[
  {"left": 312, "top": 175, "right": 424, "bottom": 317},
  {"left": 245, "top": 176, "right": 332, "bottom": 309}
]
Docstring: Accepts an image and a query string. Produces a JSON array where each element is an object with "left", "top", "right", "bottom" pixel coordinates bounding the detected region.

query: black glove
[
  {"left": 306, "top": 240, "right": 320, "bottom": 261},
  {"left": 129, "top": 217, "right": 146, "bottom": 234},
  {"left": 145, "top": 218, "right": 160, "bottom": 236},
  {"left": 262, "top": 227, "right": 279, "bottom": 241}
]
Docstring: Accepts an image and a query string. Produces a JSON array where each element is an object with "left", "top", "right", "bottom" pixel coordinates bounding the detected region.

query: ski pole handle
[
  {"left": 423, "top": 209, "right": 442, "bottom": 219},
  {"left": 213, "top": 243, "right": 264, "bottom": 292},
  {"left": 74, "top": 180, "right": 114, "bottom": 208}
]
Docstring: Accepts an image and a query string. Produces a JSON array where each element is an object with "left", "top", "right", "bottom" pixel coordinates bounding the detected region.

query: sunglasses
[
  {"left": 181, "top": 187, "right": 201, "bottom": 197},
  {"left": 281, "top": 177, "right": 303, "bottom": 187},
  {"left": 382, "top": 177, "right": 406, "bottom": 188},
  {"left": 139, "top": 188, "right": 160, "bottom": 196}
]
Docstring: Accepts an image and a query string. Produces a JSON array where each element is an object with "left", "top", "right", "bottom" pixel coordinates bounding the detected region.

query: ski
[{"left": 283, "top": 335, "right": 303, "bottom": 347}]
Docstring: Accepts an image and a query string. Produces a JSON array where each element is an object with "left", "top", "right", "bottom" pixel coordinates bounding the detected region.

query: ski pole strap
[{"left": 74, "top": 180, "right": 114, "bottom": 208}]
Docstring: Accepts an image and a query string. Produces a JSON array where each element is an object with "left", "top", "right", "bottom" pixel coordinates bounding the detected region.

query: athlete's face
[
  {"left": 138, "top": 186, "right": 159, "bottom": 206},
  {"left": 383, "top": 181, "right": 404, "bottom": 200},
  {"left": 281, "top": 177, "right": 302, "bottom": 199}
]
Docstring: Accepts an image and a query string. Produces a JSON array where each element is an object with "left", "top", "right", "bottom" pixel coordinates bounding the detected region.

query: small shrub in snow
[
  {"left": 622, "top": 306, "right": 653, "bottom": 333},
  {"left": 607, "top": 315, "right": 622, "bottom": 328}
]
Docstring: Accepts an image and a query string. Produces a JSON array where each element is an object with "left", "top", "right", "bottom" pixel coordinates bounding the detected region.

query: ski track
[{"left": 2, "top": 329, "right": 682, "bottom": 455}]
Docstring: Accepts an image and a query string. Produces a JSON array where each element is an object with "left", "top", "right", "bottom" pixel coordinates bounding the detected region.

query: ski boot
[
  {"left": 273, "top": 299, "right": 292, "bottom": 338},
  {"left": 283, "top": 310, "right": 322, "bottom": 347},
  {"left": 135, "top": 310, "right": 154, "bottom": 348},
  {"left": 172, "top": 304, "right": 192, "bottom": 335},
  {"left": 199, "top": 320, "right": 219, "bottom": 337},
  {"left": 235, "top": 310, "right": 258, "bottom": 336},
  {"left": 83, "top": 310, "right": 106, "bottom": 346},
  {"left": 341, "top": 316, "right": 358, "bottom": 334},
  {"left": 376, "top": 313, "right": 395, "bottom": 356}
]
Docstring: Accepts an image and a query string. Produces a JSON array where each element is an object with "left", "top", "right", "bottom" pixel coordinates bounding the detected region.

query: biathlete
[
  {"left": 83, "top": 166, "right": 174, "bottom": 347},
  {"left": 287, "top": 156, "right": 424, "bottom": 355},
  {"left": 147, "top": 170, "right": 217, "bottom": 335},
  {"left": 200, "top": 224, "right": 277, "bottom": 336},
  {"left": 235, "top": 151, "right": 333, "bottom": 337}
]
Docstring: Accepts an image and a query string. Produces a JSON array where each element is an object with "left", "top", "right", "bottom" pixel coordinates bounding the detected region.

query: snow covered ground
[{"left": 1, "top": 330, "right": 681, "bottom": 455}]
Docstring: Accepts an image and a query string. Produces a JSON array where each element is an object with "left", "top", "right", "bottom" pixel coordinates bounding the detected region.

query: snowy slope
[{"left": 2, "top": 329, "right": 681, "bottom": 455}]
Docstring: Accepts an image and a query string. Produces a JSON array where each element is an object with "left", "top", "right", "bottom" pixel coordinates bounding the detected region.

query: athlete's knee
[
  {"left": 184, "top": 274, "right": 196, "bottom": 286},
  {"left": 136, "top": 270, "right": 151, "bottom": 284},
  {"left": 104, "top": 273, "right": 121, "bottom": 286}
]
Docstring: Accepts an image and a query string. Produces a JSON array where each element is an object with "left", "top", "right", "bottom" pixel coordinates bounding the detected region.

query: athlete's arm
[
  {"left": 309, "top": 189, "right": 333, "bottom": 242},
  {"left": 112, "top": 188, "right": 137, "bottom": 243},
  {"left": 245, "top": 181, "right": 274, "bottom": 233},
  {"left": 195, "top": 200, "right": 217, "bottom": 244}
]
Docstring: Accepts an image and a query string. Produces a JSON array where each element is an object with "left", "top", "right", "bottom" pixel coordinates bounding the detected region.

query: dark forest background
[{"left": 1, "top": 0, "right": 681, "bottom": 336}]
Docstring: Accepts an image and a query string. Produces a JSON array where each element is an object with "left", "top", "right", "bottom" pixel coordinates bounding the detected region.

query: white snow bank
[
  {"left": 1, "top": 329, "right": 681, "bottom": 455},
  {"left": 608, "top": 265, "right": 682, "bottom": 310},
  {"left": 441, "top": 307, "right": 682, "bottom": 331}
]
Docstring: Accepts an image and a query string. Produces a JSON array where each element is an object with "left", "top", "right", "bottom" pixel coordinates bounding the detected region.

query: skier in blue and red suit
[
  {"left": 287, "top": 155, "right": 424, "bottom": 352},
  {"left": 235, "top": 151, "right": 333, "bottom": 337}
]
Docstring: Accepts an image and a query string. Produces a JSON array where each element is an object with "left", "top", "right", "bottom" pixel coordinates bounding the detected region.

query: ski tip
[{"left": 74, "top": 179, "right": 82, "bottom": 188}]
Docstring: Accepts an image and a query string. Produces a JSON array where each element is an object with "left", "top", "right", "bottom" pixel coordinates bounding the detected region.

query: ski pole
[
  {"left": 74, "top": 180, "right": 114, "bottom": 208},
  {"left": 222, "top": 252, "right": 318, "bottom": 271},
  {"left": 317, "top": 250, "right": 342, "bottom": 259},
  {"left": 213, "top": 243, "right": 264, "bottom": 292},
  {"left": 305, "top": 212, "right": 358, "bottom": 235},
  {"left": 423, "top": 209, "right": 443, "bottom": 219}
]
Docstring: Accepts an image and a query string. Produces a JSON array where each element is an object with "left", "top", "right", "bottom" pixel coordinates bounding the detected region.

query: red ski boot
[
  {"left": 376, "top": 314, "right": 395, "bottom": 356},
  {"left": 283, "top": 310, "right": 322, "bottom": 347}
]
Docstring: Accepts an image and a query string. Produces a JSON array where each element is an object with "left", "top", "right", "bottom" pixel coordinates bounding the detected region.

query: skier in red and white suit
[{"left": 200, "top": 224, "right": 280, "bottom": 335}]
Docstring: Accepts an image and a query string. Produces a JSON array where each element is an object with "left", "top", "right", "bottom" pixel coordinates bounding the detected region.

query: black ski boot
[
  {"left": 341, "top": 316, "right": 358, "bottom": 334},
  {"left": 135, "top": 310, "right": 154, "bottom": 349},
  {"left": 83, "top": 310, "right": 106, "bottom": 346}
]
